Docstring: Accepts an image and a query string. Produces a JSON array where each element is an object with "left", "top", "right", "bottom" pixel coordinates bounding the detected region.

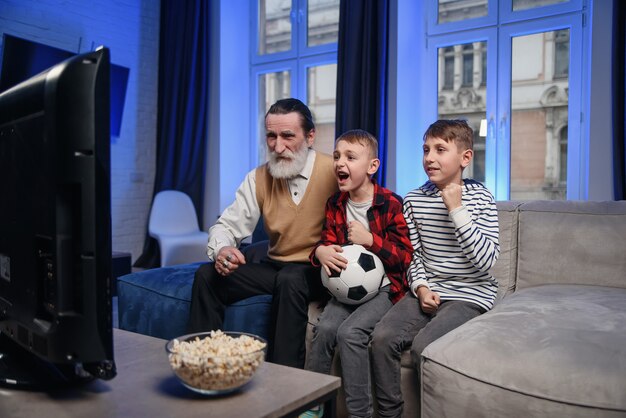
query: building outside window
[
  {"left": 462, "top": 44, "right": 474, "bottom": 87},
  {"left": 437, "top": 40, "right": 487, "bottom": 183},
  {"left": 554, "top": 29, "right": 569, "bottom": 79},
  {"left": 442, "top": 47, "right": 455, "bottom": 90}
]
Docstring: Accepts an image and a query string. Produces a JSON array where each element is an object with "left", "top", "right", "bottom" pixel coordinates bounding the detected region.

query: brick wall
[{"left": 0, "top": 0, "right": 160, "bottom": 262}]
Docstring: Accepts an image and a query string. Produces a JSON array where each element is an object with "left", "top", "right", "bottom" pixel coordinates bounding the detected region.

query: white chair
[{"left": 148, "top": 190, "right": 209, "bottom": 267}]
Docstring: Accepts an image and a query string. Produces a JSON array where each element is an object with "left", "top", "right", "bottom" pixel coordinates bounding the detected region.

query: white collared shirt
[{"left": 206, "top": 149, "right": 318, "bottom": 260}]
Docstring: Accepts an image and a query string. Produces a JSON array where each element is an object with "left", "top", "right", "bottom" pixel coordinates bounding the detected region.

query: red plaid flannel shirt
[{"left": 310, "top": 182, "right": 413, "bottom": 304}]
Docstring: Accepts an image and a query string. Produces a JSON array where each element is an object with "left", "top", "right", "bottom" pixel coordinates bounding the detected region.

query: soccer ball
[{"left": 320, "top": 244, "right": 385, "bottom": 305}]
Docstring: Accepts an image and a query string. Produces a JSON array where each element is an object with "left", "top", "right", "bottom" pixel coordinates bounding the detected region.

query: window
[
  {"left": 554, "top": 29, "right": 569, "bottom": 79},
  {"left": 437, "top": 41, "right": 487, "bottom": 183},
  {"left": 258, "top": 0, "right": 292, "bottom": 54},
  {"left": 427, "top": 0, "right": 583, "bottom": 200},
  {"left": 462, "top": 44, "right": 474, "bottom": 87},
  {"left": 438, "top": 0, "right": 488, "bottom": 24},
  {"left": 559, "top": 126, "right": 567, "bottom": 184},
  {"left": 480, "top": 45, "right": 487, "bottom": 85},
  {"left": 252, "top": 0, "right": 339, "bottom": 163},
  {"left": 257, "top": 70, "right": 291, "bottom": 163},
  {"left": 441, "top": 47, "right": 454, "bottom": 90},
  {"left": 512, "top": 0, "right": 569, "bottom": 12}
]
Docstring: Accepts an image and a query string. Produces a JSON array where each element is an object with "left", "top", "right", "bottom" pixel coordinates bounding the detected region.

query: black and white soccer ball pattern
[{"left": 321, "top": 244, "right": 385, "bottom": 305}]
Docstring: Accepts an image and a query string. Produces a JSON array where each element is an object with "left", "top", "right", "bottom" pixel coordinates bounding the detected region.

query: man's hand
[
  {"left": 315, "top": 245, "right": 348, "bottom": 276},
  {"left": 347, "top": 221, "right": 373, "bottom": 247},
  {"left": 215, "top": 246, "right": 246, "bottom": 276},
  {"left": 417, "top": 286, "right": 440, "bottom": 314},
  {"left": 440, "top": 182, "right": 463, "bottom": 212}
]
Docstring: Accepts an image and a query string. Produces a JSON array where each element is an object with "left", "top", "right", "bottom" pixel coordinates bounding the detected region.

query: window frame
[
  {"left": 427, "top": 0, "right": 584, "bottom": 35},
  {"left": 251, "top": 61, "right": 298, "bottom": 163},
  {"left": 425, "top": 0, "right": 585, "bottom": 200},
  {"left": 250, "top": 0, "right": 339, "bottom": 164},
  {"left": 251, "top": 0, "right": 338, "bottom": 64},
  {"left": 499, "top": 0, "right": 584, "bottom": 23},
  {"left": 427, "top": 0, "right": 497, "bottom": 35},
  {"left": 427, "top": 28, "right": 499, "bottom": 194},
  {"left": 497, "top": 14, "right": 583, "bottom": 199}
]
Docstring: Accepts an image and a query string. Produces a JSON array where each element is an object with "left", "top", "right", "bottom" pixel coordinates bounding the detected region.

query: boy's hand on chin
[{"left": 441, "top": 183, "right": 463, "bottom": 212}]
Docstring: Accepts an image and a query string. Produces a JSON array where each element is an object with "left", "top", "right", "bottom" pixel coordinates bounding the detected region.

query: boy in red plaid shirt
[{"left": 302, "top": 130, "right": 413, "bottom": 418}]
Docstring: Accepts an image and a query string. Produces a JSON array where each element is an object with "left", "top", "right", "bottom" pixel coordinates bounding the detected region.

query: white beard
[{"left": 267, "top": 144, "right": 309, "bottom": 179}]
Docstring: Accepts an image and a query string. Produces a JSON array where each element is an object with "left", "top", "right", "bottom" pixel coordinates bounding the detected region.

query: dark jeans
[
  {"left": 370, "top": 294, "right": 485, "bottom": 418},
  {"left": 187, "top": 257, "right": 327, "bottom": 368},
  {"left": 306, "top": 286, "right": 392, "bottom": 418}
]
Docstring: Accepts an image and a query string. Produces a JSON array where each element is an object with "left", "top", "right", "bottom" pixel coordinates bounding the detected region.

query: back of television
[{"left": 0, "top": 47, "right": 116, "bottom": 387}]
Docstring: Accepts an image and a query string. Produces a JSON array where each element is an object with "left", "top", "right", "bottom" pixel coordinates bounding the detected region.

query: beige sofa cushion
[
  {"left": 516, "top": 200, "right": 626, "bottom": 290},
  {"left": 421, "top": 284, "right": 626, "bottom": 417},
  {"left": 491, "top": 201, "right": 522, "bottom": 300}
]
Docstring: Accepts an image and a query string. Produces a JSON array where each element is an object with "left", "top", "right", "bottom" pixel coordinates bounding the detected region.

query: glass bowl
[{"left": 165, "top": 330, "right": 267, "bottom": 395}]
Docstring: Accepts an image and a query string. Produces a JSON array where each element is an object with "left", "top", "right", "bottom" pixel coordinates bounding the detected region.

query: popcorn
[{"left": 167, "top": 330, "right": 266, "bottom": 392}]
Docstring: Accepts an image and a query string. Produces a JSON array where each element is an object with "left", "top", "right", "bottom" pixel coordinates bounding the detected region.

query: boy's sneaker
[{"left": 298, "top": 404, "right": 324, "bottom": 418}]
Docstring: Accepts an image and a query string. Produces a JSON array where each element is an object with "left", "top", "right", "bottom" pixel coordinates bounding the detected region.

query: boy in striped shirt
[{"left": 371, "top": 119, "right": 500, "bottom": 417}]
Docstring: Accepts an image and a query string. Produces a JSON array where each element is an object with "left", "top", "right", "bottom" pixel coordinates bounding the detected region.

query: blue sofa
[{"left": 117, "top": 241, "right": 272, "bottom": 341}]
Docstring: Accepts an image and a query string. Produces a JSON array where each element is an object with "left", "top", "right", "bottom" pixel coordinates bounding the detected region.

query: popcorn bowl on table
[{"left": 165, "top": 330, "right": 267, "bottom": 395}]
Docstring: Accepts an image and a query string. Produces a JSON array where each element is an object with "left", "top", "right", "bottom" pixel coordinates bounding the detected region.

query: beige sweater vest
[{"left": 256, "top": 152, "right": 337, "bottom": 263}]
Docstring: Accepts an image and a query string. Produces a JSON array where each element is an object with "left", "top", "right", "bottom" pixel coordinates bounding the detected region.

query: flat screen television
[{"left": 0, "top": 47, "right": 116, "bottom": 386}]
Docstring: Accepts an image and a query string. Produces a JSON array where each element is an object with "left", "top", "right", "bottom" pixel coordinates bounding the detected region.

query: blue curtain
[
  {"left": 335, "top": 0, "right": 389, "bottom": 186},
  {"left": 614, "top": 0, "right": 626, "bottom": 200},
  {"left": 135, "top": 0, "right": 210, "bottom": 267}
]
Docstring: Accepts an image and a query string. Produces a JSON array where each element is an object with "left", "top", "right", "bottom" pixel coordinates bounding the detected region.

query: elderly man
[{"left": 187, "top": 98, "right": 337, "bottom": 368}]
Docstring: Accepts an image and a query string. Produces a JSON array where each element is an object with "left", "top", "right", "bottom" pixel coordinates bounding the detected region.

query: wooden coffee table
[{"left": 1, "top": 328, "right": 341, "bottom": 418}]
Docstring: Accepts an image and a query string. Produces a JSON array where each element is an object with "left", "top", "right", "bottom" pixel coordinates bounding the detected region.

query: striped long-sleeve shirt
[{"left": 403, "top": 179, "right": 500, "bottom": 311}]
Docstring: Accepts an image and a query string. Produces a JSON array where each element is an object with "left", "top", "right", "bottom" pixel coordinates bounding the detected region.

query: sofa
[
  {"left": 417, "top": 200, "right": 626, "bottom": 418},
  {"left": 118, "top": 200, "right": 626, "bottom": 417}
]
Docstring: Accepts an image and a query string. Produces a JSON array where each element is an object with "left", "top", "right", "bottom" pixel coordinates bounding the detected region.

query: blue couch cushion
[
  {"left": 117, "top": 262, "right": 272, "bottom": 341},
  {"left": 222, "top": 294, "right": 273, "bottom": 339}
]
